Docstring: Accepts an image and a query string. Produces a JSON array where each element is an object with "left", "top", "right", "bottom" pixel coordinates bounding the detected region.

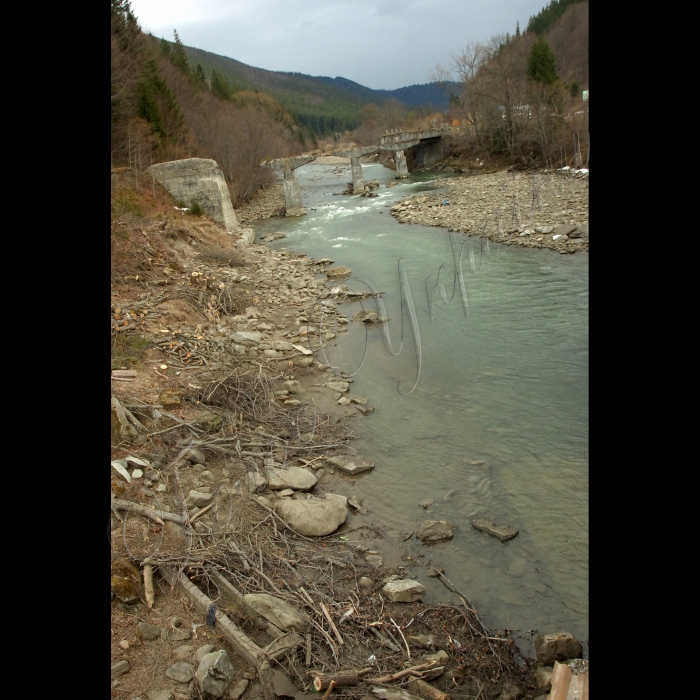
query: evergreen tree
[
  {"left": 515, "top": 21, "right": 521, "bottom": 38},
  {"left": 527, "top": 37, "right": 558, "bottom": 84},
  {"left": 159, "top": 37, "right": 171, "bottom": 58},
  {"left": 211, "top": 69, "right": 233, "bottom": 100},
  {"left": 195, "top": 64, "right": 207, "bottom": 85},
  {"left": 170, "top": 30, "right": 191, "bottom": 75}
]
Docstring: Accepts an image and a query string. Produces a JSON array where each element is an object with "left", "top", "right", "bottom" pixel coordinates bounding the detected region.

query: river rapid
[{"left": 252, "top": 162, "right": 588, "bottom": 659}]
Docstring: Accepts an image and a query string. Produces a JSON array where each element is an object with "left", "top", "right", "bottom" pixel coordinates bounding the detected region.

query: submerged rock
[
  {"left": 472, "top": 518, "right": 519, "bottom": 542},
  {"left": 417, "top": 520, "right": 454, "bottom": 543},
  {"left": 326, "top": 455, "right": 375, "bottom": 475}
]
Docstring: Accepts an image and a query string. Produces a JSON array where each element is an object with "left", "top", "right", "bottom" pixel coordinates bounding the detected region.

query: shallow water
[{"left": 253, "top": 163, "right": 588, "bottom": 657}]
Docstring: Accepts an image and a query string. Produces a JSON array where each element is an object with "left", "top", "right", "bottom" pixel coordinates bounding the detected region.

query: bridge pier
[
  {"left": 260, "top": 154, "right": 317, "bottom": 216},
  {"left": 282, "top": 169, "right": 305, "bottom": 217},
  {"left": 394, "top": 150, "right": 408, "bottom": 178},
  {"left": 350, "top": 156, "right": 364, "bottom": 193}
]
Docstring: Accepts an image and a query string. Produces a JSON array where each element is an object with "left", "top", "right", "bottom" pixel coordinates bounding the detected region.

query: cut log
[
  {"left": 313, "top": 670, "right": 365, "bottom": 691},
  {"left": 159, "top": 565, "right": 278, "bottom": 700},
  {"left": 406, "top": 679, "right": 451, "bottom": 700}
]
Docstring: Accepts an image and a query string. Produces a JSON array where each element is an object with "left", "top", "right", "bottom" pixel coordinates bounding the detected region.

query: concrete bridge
[{"left": 260, "top": 126, "right": 455, "bottom": 215}]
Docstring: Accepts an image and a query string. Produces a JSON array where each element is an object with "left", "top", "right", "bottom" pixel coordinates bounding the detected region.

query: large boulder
[
  {"left": 382, "top": 580, "right": 426, "bottom": 602},
  {"left": 275, "top": 497, "right": 348, "bottom": 536},
  {"left": 267, "top": 466, "right": 318, "bottom": 492},
  {"left": 417, "top": 521, "right": 455, "bottom": 543},
  {"left": 534, "top": 631, "right": 583, "bottom": 665},
  {"left": 195, "top": 650, "right": 236, "bottom": 698},
  {"left": 242, "top": 593, "right": 309, "bottom": 633}
]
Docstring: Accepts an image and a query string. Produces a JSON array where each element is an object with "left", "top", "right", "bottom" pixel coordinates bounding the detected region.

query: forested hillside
[{"left": 111, "top": 0, "right": 306, "bottom": 206}]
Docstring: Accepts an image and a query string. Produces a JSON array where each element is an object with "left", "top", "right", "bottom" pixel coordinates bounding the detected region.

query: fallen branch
[
  {"left": 159, "top": 565, "right": 278, "bottom": 700},
  {"left": 406, "top": 679, "right": 451, "bottom": 700},
  {"left": 390, "top": 616, "right": 410, "bottom": 658},
  {"left": 320, "top": 601, "right": 344, "bottom": 646},
  {"left": 111, "top": 498, "right": 166, "bottom": 526},
  {"left": 367, "top": 661, "right": 437, "bottom": 684}
]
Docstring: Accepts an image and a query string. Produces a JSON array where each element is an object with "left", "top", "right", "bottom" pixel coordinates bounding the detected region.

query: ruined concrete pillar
[
  {"left": 146, "top": 158, "right": 240, "bottom": 232},
  {"left": 350, "top": 156, "right": 364, "bottom": 194},
  {"left": 394, "top": 150, "right": 408, "bottom": 178},
  {"left": 282, "top": 169, "right": 305, "bottom": 217}
]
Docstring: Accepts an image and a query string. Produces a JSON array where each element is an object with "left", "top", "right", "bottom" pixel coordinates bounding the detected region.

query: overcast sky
[{"left": 129, "top": 0, "right": 549, "bottom": 90}]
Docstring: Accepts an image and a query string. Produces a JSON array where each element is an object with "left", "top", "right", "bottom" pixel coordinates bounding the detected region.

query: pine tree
[
  {"left": 195, "top": 64, "right": 207, "bottom": 85},
  {"left": 170, "top": 29, "right": 191, "bottom": 75},
  {"left": 211, "top": 70, "right": 233, "bottom": 100},
  {"left": 527, "top": 37, "right": 558, "bottom": 84},
  {"left": 515, "top": 21, "right": 521, "bottom": 38}
]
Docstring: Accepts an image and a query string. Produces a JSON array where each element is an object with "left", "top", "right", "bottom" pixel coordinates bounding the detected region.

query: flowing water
[{"left": 253, "top": 163, "right": 589, "bottom": 657}]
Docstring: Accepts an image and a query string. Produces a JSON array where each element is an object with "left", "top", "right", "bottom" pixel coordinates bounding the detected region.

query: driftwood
[
  {"left": 159, "top": 565, "right": 279, "bottom": 700},
  {"left": 143, "top": 563, "right": 154, "bottom": 609},
  {"left": 112, "top": 498, "right": 185, "bottom": 526},
  {"left": 406, "top": 679, "right": 451, "bottom": 700},
  {"left": 320, "top": 601, "right": 344, "bottom": 646},
  {"left": 205, "top": 566, "right": 260, "bottom": 619},
  {"left": 313, "top": 669, "right": 372, "bottom": 691},
  {"left": 368, "top": 661, "right": 438, "bottom": 684}
]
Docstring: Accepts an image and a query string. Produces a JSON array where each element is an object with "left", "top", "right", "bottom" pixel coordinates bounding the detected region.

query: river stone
[
  {"left": 382, "top": 579, "right": 426, "bottom": 602},
  {"left": 229, "top": 679, "right": 250, "bottom": 699},
  {"left": 472, "top": 518, "right": 518, "bottom": 542},
  {"left": 417, "top": 520, "right": 455, "bottom": 543},
  {"left": 196, "top": 644, "right": 216, "bottom": 665},
  {"left": 275, "top": 497, "right": 348, "bottom": 536},
  {"left": 196, "top": 650, "right": 236, "bottom": 698},
  {"left": 425, "top": 650, "right": 450, "bottom": 664},
  {"left": 189, "top": 490, "right": 213, "bottom": 507},
  {"left": 359, "top": 576, "right": 373, "bottom": 589},
  {"left": 326, "top": 266, "right": 352, "bottom": 278},
  {"left": 231, "top": 331, "right": 262, "bottom": 344},
  {"left": 166, "top": 662, "right": 195, "bottom": 683},
  {"left": 267, "top": 466, "right": 318, "bottom": 491},
  {"left": 246, "top": 469, "right": 267, "bottom": 493},
  {"left": 146, "top": 691, "right": 174, "bottom": 700},
  {"left": 282, "top": 380, "right": 304, "bottom": 394},
  {"left": 534, "top": 631, "right": 583, "bottom": 665},
  {"left": 271, "top": 340, "right": 294, "bottom": 351},
  {"left": 326, "top": 381, "right": 349, "bottom": 393},
  {"left": 355, "top": 405, "right": 375, "bottom": 415},
  {"left": 326, "top": 455, "right": 375, "bottom": 475},
  {"left": 365, "top": 554, "right": 384, "bottom": 568},
  {"left": 324, "top": 493, "right": 348, "bottom": 507},
  {"left": 535, "top": 668, "right": 552, "bottom": 692},
  {"left": 554, "top": 224, "right": 578, "bottom": 237},
  {"left": 111, "top": 660, "right": 130, "bottom": 678},
  {"left": 137, "top": 622, "right": 162, "bottom": 640},
  {"left": 277, "top": 488, "right": 294, "bottom": 498},
  {"left": 172, "top": 644, "right": 194, "bottom": 660},
  {"left": 111, "top": 559, "right": 141, "bottom": 604},
  {"left": 242, "top": 593, "right": 309, "bottom": 632},
  {"left": 182, "top": 447, "right": 206, "bottom": 464}
]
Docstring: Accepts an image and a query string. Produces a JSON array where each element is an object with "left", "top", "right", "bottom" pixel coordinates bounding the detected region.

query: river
[{"left": 252, "top": 162, "right": 589, "bottom": 658}]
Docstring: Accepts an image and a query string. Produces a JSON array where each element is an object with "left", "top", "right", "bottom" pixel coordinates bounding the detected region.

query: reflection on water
[{"left": 253, "top": 163, "right": 588, "bottom": 656}]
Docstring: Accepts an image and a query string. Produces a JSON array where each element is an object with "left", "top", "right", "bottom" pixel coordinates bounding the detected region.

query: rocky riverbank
[
  {"left": 390, "top": 169, "right": 589, "bottom": 254},
  {"left": 111, "top": 171, "right": 587, "bottom": 700}
]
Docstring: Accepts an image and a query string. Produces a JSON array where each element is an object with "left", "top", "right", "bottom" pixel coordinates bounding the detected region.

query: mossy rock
[
  {"left": 111, "top": 559, "right": 141, "bottom": 604},
  {"left": 159, "top": 392, "right": 181, "bottom": 409}
]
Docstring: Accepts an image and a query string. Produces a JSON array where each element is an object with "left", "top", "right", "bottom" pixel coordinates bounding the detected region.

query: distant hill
[{"left": 179, "top": 43, "right": 457, "bottom": 135}]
